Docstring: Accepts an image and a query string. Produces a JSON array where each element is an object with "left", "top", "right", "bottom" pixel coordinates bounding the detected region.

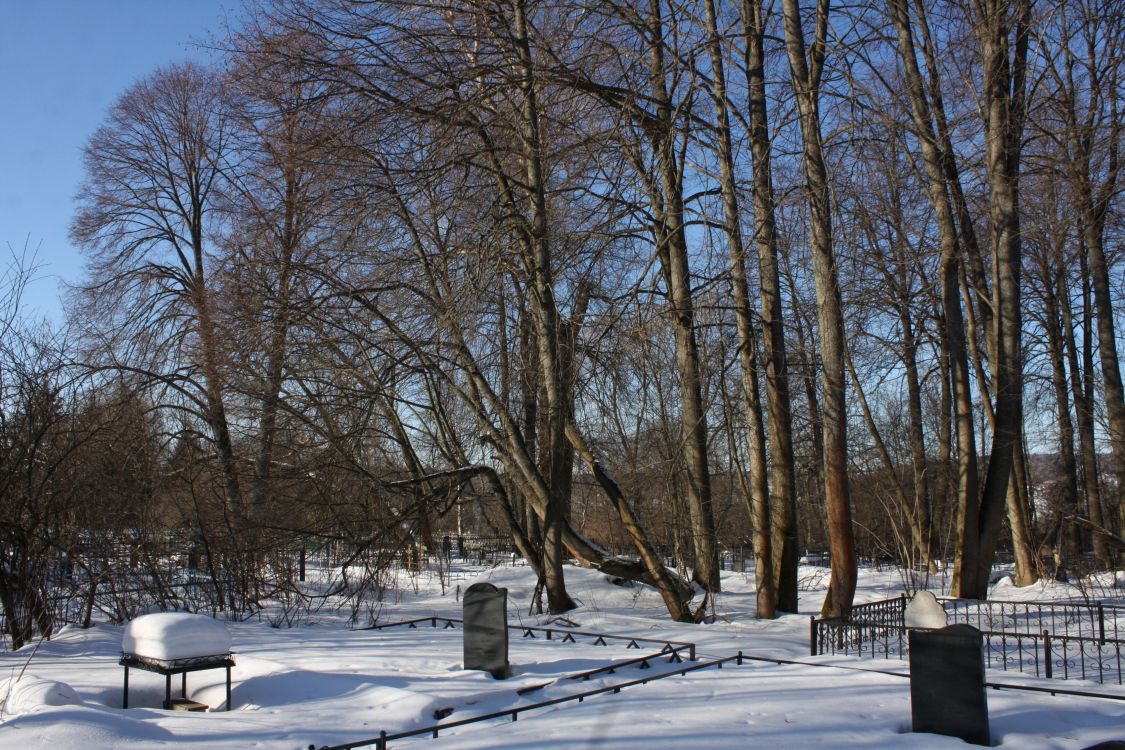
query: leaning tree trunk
[
  {"left": 566, "top": 424, "right": 695, "bottom": 621},
  {"left": 889, "top": 0, "right": 983, "bottom": 595}
]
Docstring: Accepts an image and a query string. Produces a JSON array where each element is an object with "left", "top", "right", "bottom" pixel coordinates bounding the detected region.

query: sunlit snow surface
[{"left": 2, "top": 564, "right": 1124, "bottom": 749}]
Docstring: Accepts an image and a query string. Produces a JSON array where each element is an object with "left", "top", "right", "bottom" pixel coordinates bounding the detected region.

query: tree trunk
[
  {"left": 566, "top": 423, "right": 694, "bottom": 620},
  {"left": 1007, "top": 439, "right": 1038, "bottom": 586},
  {"left": 741, "top": 0, "right": 799, "bottom": 614},
  {"left": 1042, "top": 265, "right": 1081, "bottom": 574},
  {"left": 971, "top": 0, "right": 1032, "bottom": 597},
  {"left": 193, "top": 243, "right": 242, "bottom": 518},
  {"left": 644, "top": 0, "right": 720, "bottom": 593},
  {"left": 1080, "top": 182, "right": 1125, "bottom": 543},
  {"left": 888, "top": 0, "right": 980, "bottom": 595},
  {"left": 781, "top": 0, "right": 856, "bottom": 618},
  {"left": 1064, "top": 259, "right": 1111, "bottom": 566},
  {"left": 702, "top": 0, "right": 775, "bottom": 618},
  {"left": 512, "top": 0, "right": 575, "bottom": 613}
]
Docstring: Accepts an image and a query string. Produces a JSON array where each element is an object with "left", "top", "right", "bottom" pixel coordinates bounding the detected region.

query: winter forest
[{"left": 2, "top": 0, "right": 1125, "bottom": 650}]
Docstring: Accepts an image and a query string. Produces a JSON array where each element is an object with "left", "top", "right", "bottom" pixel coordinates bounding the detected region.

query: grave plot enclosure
[
  {"left": 120, "top": 612, "right": 234, "bottom": 710},
  {"left": 811, "top": 594, "right": 1125, "bottom": 685}
]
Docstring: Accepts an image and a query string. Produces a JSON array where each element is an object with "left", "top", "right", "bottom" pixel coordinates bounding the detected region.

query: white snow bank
[
  {"left": 3, "top": 676, "right": 81, "bottom": 715},
  {"left": 904, "top": 591, "right": 948, "bottom": 629},
  {"left": 122, "top": 612, "right": 231, "bottom": 661}
]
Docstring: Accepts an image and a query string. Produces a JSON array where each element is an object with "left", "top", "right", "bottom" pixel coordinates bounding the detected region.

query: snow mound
[
  {"left": 122, "top": 612, "right": 231, "bottom": 661},
  {"left": 3, "top": 676, "right": 81, "bottom": 715},
  {"left": 904, "top": 590, "right": 948, "bottom": 629}
]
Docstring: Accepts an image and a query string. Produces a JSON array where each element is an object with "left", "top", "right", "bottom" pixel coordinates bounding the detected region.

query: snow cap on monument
[
  {"left": 904, "top": 590, "right": 948, "bottom": 629},
  {"left": 122, "top": 612, "right": 232, "bottom": 661}
]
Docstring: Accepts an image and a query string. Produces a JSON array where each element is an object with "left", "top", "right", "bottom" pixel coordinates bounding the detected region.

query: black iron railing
[
  {"left": 363, "top": 617, "right": 696, "bottom": 661},
  {"left": 810, "top": 595, "right": 1125, "bottom": 685},
  {"left": 310, "top": 652, "right": 742, "bottom": 750},
  {"left": 940, "top": 597, "right": 1125, "bottom": 641}
]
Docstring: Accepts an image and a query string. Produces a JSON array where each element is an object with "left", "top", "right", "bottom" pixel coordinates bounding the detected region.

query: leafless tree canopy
[{"left": 4, "top": 0, "right": 1125, "bottom": 643}]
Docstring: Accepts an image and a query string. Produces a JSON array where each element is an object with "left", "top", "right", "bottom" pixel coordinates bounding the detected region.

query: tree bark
[
  {"left": 781, "top": 0, "right": 856, "bottom": 618},
  {"left": 740, "top": 0, "right": 799, "bottom": 614},
  {"left": 512, "top": 0, "right": 575, "bottom": 613},
  {"left": 971, "top": 0, "right": 1032, "bottom": 597},
  {"left": 642, "top": 0, "right": 720, "bottom": 593},
  {"left": 702, "top": 0, "right": 775, "bottom": 618}
]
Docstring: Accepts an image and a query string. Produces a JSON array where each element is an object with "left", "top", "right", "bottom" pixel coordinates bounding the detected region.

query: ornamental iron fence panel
[{"left": 810, "top": 595, "right": 1125, "bottom": 685}]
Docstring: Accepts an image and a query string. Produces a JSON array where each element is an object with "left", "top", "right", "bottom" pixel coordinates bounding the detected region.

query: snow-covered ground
[{"left": 2, "top": 563, "right": 1124, "bottom": 749}]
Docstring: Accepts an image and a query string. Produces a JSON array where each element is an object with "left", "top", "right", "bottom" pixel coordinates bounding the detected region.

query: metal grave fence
[{"left": 810, "top": 595, "right": 1125, "bottom": 685}]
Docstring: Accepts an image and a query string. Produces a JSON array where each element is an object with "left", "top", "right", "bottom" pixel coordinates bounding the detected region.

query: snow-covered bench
[{"left": 119, "top": 612, "right": 235, "bottom": 711}]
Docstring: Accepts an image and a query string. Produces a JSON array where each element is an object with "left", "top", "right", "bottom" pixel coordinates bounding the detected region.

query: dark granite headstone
[
  {"left": 909, "top": 623, "right": 989, "bottom": 745},
  {"left": 463, "top": 582, "right": 509, "bottom": 679}
]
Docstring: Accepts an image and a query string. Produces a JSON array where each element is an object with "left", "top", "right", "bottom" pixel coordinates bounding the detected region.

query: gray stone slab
[
  {"left": 463, "top": 582, "right": 509, "bottom": 679},
  {"left": 909, "top": 623, "right": 989, "bottom": 745}
]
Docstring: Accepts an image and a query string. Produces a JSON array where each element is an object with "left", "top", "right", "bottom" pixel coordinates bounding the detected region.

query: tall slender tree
[{"left": 781, "top": 0, "right": 857, "bottom": 617}]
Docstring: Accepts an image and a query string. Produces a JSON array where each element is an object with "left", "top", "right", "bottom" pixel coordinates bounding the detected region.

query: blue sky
[{"left": 0, "top": 0, "right": 238, "bottom": 321}]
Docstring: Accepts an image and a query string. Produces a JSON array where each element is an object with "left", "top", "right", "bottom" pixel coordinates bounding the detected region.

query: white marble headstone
[{"left": 905, "top": 591, "right": 948, "bottom": 629}]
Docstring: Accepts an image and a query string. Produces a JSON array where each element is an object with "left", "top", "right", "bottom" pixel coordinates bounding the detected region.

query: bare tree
[
  {"left": 781, "top": 0, "right": 857, "bottom": 617},
  {"left": 738, "top": 0, "right": 801, "bottom": 614},
  {"left": 700, "top": 0, "right": 775, "bottom": 617},
  {"left": 71, "top": 63, "right": 242, "bottom": 518},
  {"left": 965, "top": 0, "right": 1034, "bottom": 597},
  {"left": 1036, "top": 0, "right": 1125, "bottom": 542}
]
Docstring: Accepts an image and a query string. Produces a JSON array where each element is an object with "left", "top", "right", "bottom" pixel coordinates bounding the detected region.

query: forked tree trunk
[
  {"left": 642, "top": 0, "right": 720, "bottom": 593},
  {"left": 1062, "top": 268, "right": 1111, "bottom": 567},
  {"left": 702, "top": 0, "right": 775, "bottom": 618},
  {"left": 970, "top": 0, "right": 1032, "bottom": 597},
  {"left": 741, "top": 0, "right": 799, "bottom": 614},
  {"left": 512, "top": 0, "right": 575, "bottom": 613},
  {"left": 781, "top": 0, "right": 856, "bottom": 618}
]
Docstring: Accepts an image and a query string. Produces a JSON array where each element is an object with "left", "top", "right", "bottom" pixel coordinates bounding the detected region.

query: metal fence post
[
  {"left": 1043, "top": 630, "right": 1053, "bottom": 679},
  {"left": 1099, "top": 603, "right": 1106, "bottom": 645},
  {"left": 810, "top": 617, "right": 817, "bottom": 656}
]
